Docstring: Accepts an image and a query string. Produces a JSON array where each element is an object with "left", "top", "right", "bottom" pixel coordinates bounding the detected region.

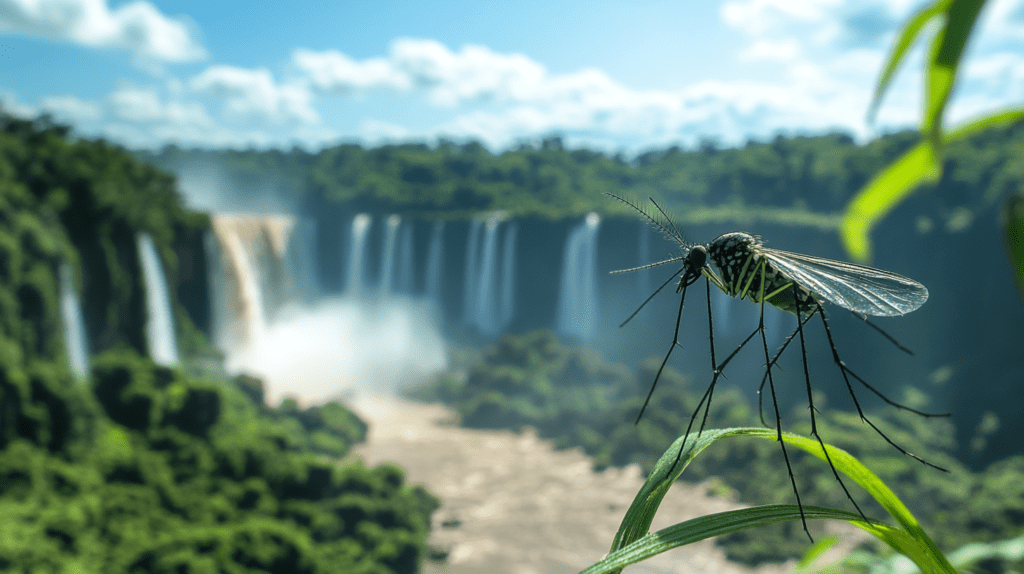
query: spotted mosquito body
[{"left": 608, "top": 193, "right": 948, "bottom": 541}]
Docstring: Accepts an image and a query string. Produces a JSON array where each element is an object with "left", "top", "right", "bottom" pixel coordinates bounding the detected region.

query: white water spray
[{"left": 137, "top": 233, "right": 179, "bottom": 366}]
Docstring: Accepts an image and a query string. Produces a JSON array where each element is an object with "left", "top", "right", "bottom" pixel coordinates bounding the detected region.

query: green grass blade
[
  {"left": 842, "top": 106, "right": 1024, "bottom": 261},
  {"left": 583, "top": 505, "right": 887, "bottom": 574},
  {"left": 599, "top": 428, "right": 956, "bottom": 574},
  {"left": 868, "top": 0, "right": 950, "bottom": 123}
]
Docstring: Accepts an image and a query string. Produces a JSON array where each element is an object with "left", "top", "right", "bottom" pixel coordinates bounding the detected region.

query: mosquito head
[{"left": 676, "top": 245, "right": 708, "bottom": 292}]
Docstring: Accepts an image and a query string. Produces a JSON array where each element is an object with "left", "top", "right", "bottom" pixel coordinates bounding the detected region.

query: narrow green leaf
[
  {"left": 868, "top": 0, "right": 950, "bottom": 123},
  {"left": 1002, "top": 193, "right": 1024, "bottom": 298},
  {"left": 584, "top": 505, "right": 886, "bottom": 574},
  {"left": 842, "top": 106, "right": 1024, "bottom": 261},
  {"left": 774, "top": 431, "right": 955, "bottom": 573},
  {"left": 923, "top": 0, "right": 987, "bottom": 152}
]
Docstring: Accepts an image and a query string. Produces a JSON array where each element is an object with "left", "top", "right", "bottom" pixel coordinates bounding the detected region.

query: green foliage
[
  {"left": 0, "top": 349, "right": 436, "bottom": 574},
  {"left": 0, "top": 111, "right": 438, "bottom": 573},
  {"left": 0, "top": 111, "right": 213, "bottom": 361},
  {"left": 415, "top": 330, "right": 1024, "bottom": 567}
]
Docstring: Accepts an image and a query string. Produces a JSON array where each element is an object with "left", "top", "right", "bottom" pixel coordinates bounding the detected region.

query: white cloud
[
  {"left": 291, "top": 36, "right": 895, "bottom": 150},
  {"left": 190, "top": 65, "right": 318, "bottom": 124},
  {"left": 295, "top": 39, "right": 549, "bottom": 106},
  {"left": 39, "top": 94, "right": 101, "bottom": 121},
  {"left": 0, "top": 0, "right": 206, "bottom": 62},
  {"left": 109, "top": 86, "right": 210, "bottom": 127}
]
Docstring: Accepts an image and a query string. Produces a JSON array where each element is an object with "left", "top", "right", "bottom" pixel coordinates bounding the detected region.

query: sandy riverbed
[{"left": 347, "top": 395, "right": 831, "bottom": 574}]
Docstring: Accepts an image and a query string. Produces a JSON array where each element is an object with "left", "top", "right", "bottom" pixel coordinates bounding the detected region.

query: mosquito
[{"left": 608, "top": 193, "right": 949, "bottom": 539}]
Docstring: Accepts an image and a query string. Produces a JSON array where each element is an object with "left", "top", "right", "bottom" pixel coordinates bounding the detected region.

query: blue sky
[{"left": 2, "top": 0, "right": 1024, "bottom": 153}]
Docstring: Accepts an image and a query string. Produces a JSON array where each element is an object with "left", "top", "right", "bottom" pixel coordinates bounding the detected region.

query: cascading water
[
  {"left": 462, "top": 219, "right": 482, "bottom": 324},
  {"left": 345, "top": 214, "right": 372, "bottom": 296},
  {"left": 288, "top": 219, "right": 319, "bottom": 303},
  {"left": 472, "top": 215, "right": 501, "bottom": 335},
  {"left": 379, "top": 215, "right": 400, "bottom": 295},
  {"left": 556, "top": 213, "right": 601, "bottom": 341},
  {"left": 497, "top": 222, "right": 517, "bottom": 330},
  {"left": 204, "top": 230, "right": 228, "bottom": 349},
  {"left": 424, "top": 221, "right": 444, "bottom": 307},
  {"left": 461, "top": 214, "right": 514, "bottom": 337},
  {"left": 59, "top": 262, "right": 89, "bottom": 379},
  {"left": 137, "top": 233, "right": 179, "bottom": 366},
  {"left": 396, "top": 222, "right": 414, "bottom": 295},
  {"left": 211, "top": 212, "right": 447, "bottom": 405}
]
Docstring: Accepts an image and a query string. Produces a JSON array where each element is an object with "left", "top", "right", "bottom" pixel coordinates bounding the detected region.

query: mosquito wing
[{"left": 760, "top": 248, "right": 928, "bottom": 316}]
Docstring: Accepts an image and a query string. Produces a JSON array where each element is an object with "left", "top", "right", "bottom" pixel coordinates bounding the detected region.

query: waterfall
[
  {"left": 379, "top": 215, "right": 400, "bottom": 294},
  {"left": 556, "top": 213, "right": 601, "bottom": 341},
  {"left": 204, "top": 230, "right": 228, "bottom": 350},
  {"left": 462, "top": 219, "right": 482, "bottom": 324},
  {"left": 396, "top": 221, "right": 414, "bottom": 295},
  {"left": 208, "top": 213, "right": 448, "bottom": 405},
  {"left": 137, "top": 233, "right": 179, "bottom": 366},
  {"left": 472, "top": 215, "right": 501, "bottom": 336},
  {"left": 497, "top": 222, "right": 517, "bottom": 330},
  {"left": 288, "top": 218, "right": 319, "bottom": 303},
  {"left": 59, "top": 262, "right": 89, "bottom": 379},
  {"left": 425, "top": 221, "right": 445, "bottom": 307},
  {"left": 345, "top": 214, "right": 372, "bottom": 296},
  {"left": 209, "top": 215, "right": 295, "bottom": 350}
]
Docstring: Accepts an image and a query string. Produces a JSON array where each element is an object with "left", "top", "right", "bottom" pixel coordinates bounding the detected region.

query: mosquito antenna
[
  {"left": 605, "top": 193, "right": 688, "bottom": 247},
  {"left": 648, "top": 196, "right": 687, "bottom": 246}
]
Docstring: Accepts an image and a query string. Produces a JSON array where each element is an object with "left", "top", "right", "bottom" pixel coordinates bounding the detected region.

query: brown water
[{"left": 349, "top": 396, "right": 853, "bottom": 574}]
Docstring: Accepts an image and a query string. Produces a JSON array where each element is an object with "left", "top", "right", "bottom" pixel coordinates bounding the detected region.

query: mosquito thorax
[{"left": 707, "top": 232, "right": 757, "bottom": 280}]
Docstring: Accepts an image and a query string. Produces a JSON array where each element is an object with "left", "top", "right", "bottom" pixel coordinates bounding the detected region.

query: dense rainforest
[{"left": 0, "top": 112, "right": 438, "bottom": 573}]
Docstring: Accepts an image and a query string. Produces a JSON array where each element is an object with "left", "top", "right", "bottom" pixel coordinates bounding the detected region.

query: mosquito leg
[
  {"left": 795, "top": 293, "right": 869, "bottom": 523},
  {"left": 635, "top": 284, "right": 689, "bottom": 424},
  {"left": 620, "top": 268, "right": 684, "bottom": 328},
  {"left": 815, "top": 302, "right": 949, "bottom": 472},
  {"left": 696, "top": 279, "right": 720, "bottom": 436},
  {"left": 842, "top": 366, "right": 950, "bottom": 418},
  {"left": 757, "top": 313, "right": 814, "bottom": 427},
  {"left": 669, "top": 279, "right": 749, "bottom": 474},
  {"left": 759, "top": 278, "right": 811, "bottom": 540},
  {"left": 852, "top": 312, "right": 914, "bottom": 355}
]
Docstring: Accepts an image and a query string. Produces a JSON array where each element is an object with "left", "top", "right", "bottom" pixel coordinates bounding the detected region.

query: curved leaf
[
  {"left": 923, "top": 0, "right": 987, "bottom": 152},
  {"left": 868, "top": 0, "right": 951, "bottom": 124},
  {"left": 842, "top": 106, "right": 1024, "bottom": 261},
  {"left": 583, "top": 504, "right": 891, "bottom": 574}
]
